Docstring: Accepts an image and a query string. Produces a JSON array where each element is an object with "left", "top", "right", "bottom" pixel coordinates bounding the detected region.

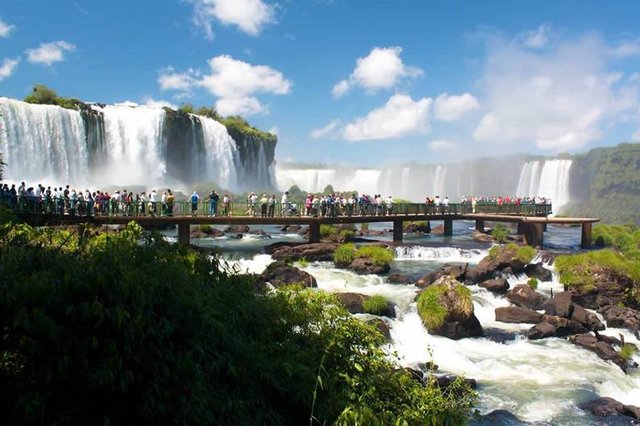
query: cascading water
[
  {"left": 516, "top": 159, "right": 573, "bottom": 210},
  {"left": 0, "top": 97, "right": 88, "bottom": 184},
  {"left": 199, "top": 116, "right": 239, "bottom": 190}
]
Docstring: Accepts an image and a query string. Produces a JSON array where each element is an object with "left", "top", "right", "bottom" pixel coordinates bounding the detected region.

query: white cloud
[
  {"left": 0, "top": 57, "right": 19, "bottom": 81},
  {"left": 143, "top": 97, "right": 177, "bottom": 110},
  {"left": 189, "top": 0, "right": 275, "bottom": 39},
  {"left": 310, "top": 119, "right": 340, "bottom": 139},
  {"left": 612, "top": 38, "right": 640, "bottom": 58},
  {"left": 473, "top": 35, "right": 639, "bottom": 151},
  {"left": 159, "top": 55, "right": 291, "bottom": 116},
  {"left": 522, "top": 24, "right": 550, "bottom": 49},
  {"left": 0, "top": 17, "right": 15, "bottom": 37},
  {"left": 332, "top": 47, "right": 423, "bottom": 98},
  {"left": 434, "top": 93, "right": 479, "bottom": 121},
  {"left": 342, "top": 94, "right": 431, "bottom": 141},
  {"left": 268, "top": 126, "right": 278, "bottom": 135},
  {"left": 25, "top": 41, "right": 76, "bottom": 66},
  {"left": 428, "top": 139, "right": 457, "bottom": 153}
]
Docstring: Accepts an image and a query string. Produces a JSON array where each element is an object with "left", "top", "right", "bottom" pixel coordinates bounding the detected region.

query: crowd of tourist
[{"left": 0, "top": 180, "right": 551, "bottom": 219}]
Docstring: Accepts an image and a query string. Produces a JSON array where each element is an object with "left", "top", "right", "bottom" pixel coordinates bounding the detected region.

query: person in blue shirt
[{"left": 190, "top": 191, "right": 200, "bottom": 217}]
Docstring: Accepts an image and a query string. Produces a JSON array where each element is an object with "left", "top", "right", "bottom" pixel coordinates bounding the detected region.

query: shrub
[
  {"left": 199, "top": 224, "right": 213, "bottom": 233},
  {"left": 297, "top": 257, "right": 309, "bottom": 268},
  {"left": 339, "top": 229, "right": 355, "bottom": 241},
  {"left": 362, "top": 295, "right": 390, "bottom": 316},
  {"left": 592, "top": 224, "right": 640, "bottom": 261},
  {"left": 527, "top": 277, "right": 539, "bottom": 290},
  {"left": 334, "top": 243, "right": 357, "bottom": 266},
  {"left": 320, "top": 224, "right": 337, "bottom": 238},
  {"left": 491, "top": 223, "right": 509, "bottom": 243},
  {"left": 619, "top": 343, "right": 637, "bottom": 362},
  {"left": 356, "top": 245, "right": 394, "bottom": 267},
  {"left": 416, "top": 285, "right": 448, "bottom": 329},
  {"left": 514, "top": 245, "right": 537, "bottom": 264}
]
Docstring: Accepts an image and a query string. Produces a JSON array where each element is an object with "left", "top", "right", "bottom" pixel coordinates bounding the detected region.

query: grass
[
  {"left": 491, "top": 223, "right": 509, "bottom": 243},
  {"left": 417, "top": 285, "right": 448, "bottom": 330},
  {"left": 297, "top": 257, "right": 309, "bottom": 268},
  {"left": 619, "top": 344, "right": 637, "bottom": 362},
  {"left": 488, "top": 243, "right": 536, "bottom": 264},
  {"left": 362, "top": 295, "right": 390, "bottom": 316},
  {"left": 320, "top": 224, "right": 337, "bottom": 238},
  {"left": 334, "top": 243, "right": 357, "bottom": 266},
  {"left": 356, "top": 246, "right": 394, "bottom": 267},
  {"left": 592, "top": 224, "right": 640, "bottom": 261},
  {"left": 199, "top": 224, "right": 213, "bottom": 233},
  {"left": 527, "top": 277, "right": 539, "bottom": 290}
]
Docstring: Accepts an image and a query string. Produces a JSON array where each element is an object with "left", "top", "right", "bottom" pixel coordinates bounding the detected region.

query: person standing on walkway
[
  {"left": 166, "top": 189, "right": 175, "bottom": 216},
  {"left": 190, "top": 191, "right": 200, "bottom": 217},
  {"left": 281, "top": 191, "right": 289, "bottom": 216},
  {"left": 208, "top": 191, "right": 216, "bottom": 217}
]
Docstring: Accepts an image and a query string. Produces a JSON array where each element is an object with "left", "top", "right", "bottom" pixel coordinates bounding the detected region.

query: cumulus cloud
[
  {"left": 473, "top": 34, "right": 639, "bottom": 151},
  {"left": 25, "top": 41, "right": 76, "bottom": 66},
  {"left": 143, "top": 97, "right": 177, "bottom": 110},
  {"left": 158, "top": 55, "right": 291, "bottom": 116},
  {"left": 0, "top": 17, "right": 15, "bottom": 37},
  {"left": 332, "top": 47, "right": 423, "bottom": 98},
  {"left": 310, "top": 119, "right": 341, "bottom": 139},
  {"left": 0, "top": 57, "right": 19, "bottom": 81},
  {"left": 188, "top": 0, "right": 275, "bottom": 39},
  {"left": 342, "top": 94, "right": 431, "bottom": 141},
  {"left": 428, "top": 139, "right": 457, "bottom": 153},
  {"left": 522, "top": 24, "right": 550, "bottom": 49},
  {"left": 434, "top": 93, "right": 479, "bottom": 121},
  {"left": 611, "top": 38, "right": 640, "bottom": 58}
]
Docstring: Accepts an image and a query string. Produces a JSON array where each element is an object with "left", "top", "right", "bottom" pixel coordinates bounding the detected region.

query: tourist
[
  {"left": 281, "top": 191, "right": 289, "bottom": 217},
  {"left": 222, "top": 194, "right": 230, "bottom": 216},
  {"left": 260, "top": 193, "right": 268, "bottom": 217},
  {"left": 208, "top": 191, "right": 216, "bottom": 217},
  {"left": 190, "top": 191, "right": 200, "bottom": 216},
  {"left": 150, "top": 189, "right": 157, "bottom": 215},
  {"left": 166, "top": 190, "right": 175, "bottom": 216},
  {"left": 212, "top": 191, "right": 219, "bottom": 216},
  {"left": 268, "top": 194, "right": 276, "bottom": 217}
]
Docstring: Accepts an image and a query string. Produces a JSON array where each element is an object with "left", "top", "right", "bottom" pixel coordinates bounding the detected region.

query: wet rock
[
  {"left": 334, "top": 292, "right": 368, "bottom": 314},
  {"left": 416, "top": 263, "right": 469, "bottom": 288},
  {"left": 495, "top": 306, "right": 543, "bottom": 324},
  {"left": 190, "top": 227, "right": 224, "bottom": 238},
  {"left": 483, "top": 327, "right": 519, "bottom": 343},
  {"left": 366, "top": 318, "right": 391, "bottom": 341},
  {"left": 463, "top": 265, "right": 495, "bottom": 285},
  {"left": 431, "top": 224, "right": 445, "bottom": 234},
  {"left": 478, "top": 246, "right": 528, "bottom": 275},
  {"left": 599, "top": 305, "right": 640, "bottom": 332},
  {"left": 507, "top": 284, "right": 547, "bottom": 310},
  {"left": 579, "top": 397, "right": 640, "bottom": 420},
  {"left": 543, "top": 292, "right": 604, "bottom": 331},
  {"left": 473, "top": 410, "right": 532, "bottom": 425},
  {"left": 248, "top": 228, "right": 269, "bottom": 236},
  {"left": 405, "top": 222, "right": 431, "bottom": 233},
  {"left": 570, "top": 334, "right": 633, "bottom": 372},
  {"left": 524, "top": 263, "right": 553, "bottom": 282},
  {"left": 434, "top": 375, "right": 478, "bottom": 393},
  {"left": 471, "top": 230, "right": 493, "bottom": 243},
  {"left": 267, "top": 242, "right": 339, "bottom": 262},
  {"left": 387, "top": 273, "right": 414, "bottom": 284},
  {"left": 225, "top": 224, "right": 250, "bottom": 233},
  {"left": 528, "top": 315, "right": 587, "bottom": 340},
  {"left": 281, "top": 224, "right": 302, "bottom": 232},
  {"left": 479, "top": 277, "right": 510, "bottom": 294},
  {"left": 405, "top": 367, "right": 425, "bottom": 384},
  {"left": 257, "top": 261, "right": 317, "bottom": 289},
  {"left": 571, "top": 305, "right": 605, "bottom": 332},
  {"left": 348, "top": 257, "right": 390, "bottom": 275}
]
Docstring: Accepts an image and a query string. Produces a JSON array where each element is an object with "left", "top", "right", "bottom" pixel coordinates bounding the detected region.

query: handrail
[{"left": 3, "top": 194, "right": 553, "bottom": 219}]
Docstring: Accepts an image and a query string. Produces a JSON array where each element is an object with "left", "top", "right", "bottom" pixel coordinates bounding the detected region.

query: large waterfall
[
  {"left": 0, "top": 97, "right": 275, "bottom": 191},
  {"left": 276, "top": 158, "right": 575, "bottom": 210}
]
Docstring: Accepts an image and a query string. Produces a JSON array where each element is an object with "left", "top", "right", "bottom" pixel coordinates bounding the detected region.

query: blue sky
[{"left": 2, "top": 0, "right": 640, "bottom": 166}]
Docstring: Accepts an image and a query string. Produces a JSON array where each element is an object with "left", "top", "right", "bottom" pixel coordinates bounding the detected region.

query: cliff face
[
  {"left": 225, "top": 126, "right": 277, "bottom": 190},
  {"left": 565, "top": 143, "right": 640, "bottom": 224}
]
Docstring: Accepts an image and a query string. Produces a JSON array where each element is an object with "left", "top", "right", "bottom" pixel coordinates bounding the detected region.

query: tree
[
  {"left": 24, "top": 84, "right": 59, "bottom": 105},
  {"left": 323, "top": 184, "right": 335, "bottom": 195},
  {"left": 178, "top": 103, "right": 195, "bottom": 114}
]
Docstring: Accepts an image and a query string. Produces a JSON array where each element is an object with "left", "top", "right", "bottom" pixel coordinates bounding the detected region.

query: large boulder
[
  {"left": 267, "top": 242, "right": 339, "bottom": 262},
  {"left": 387, "top": 273, "right": 414, "bottom": 284},
  {"left": 367, "top": 318, "right": 391, "bottom": 341},
  {"left": 543, "top": 292, "right": 605, "bottom": 331},
  {"left": 568, "top": 267, "right": 638, "bottom": 310},
  {"left": 257, "top": 261, "right": 317, "bottom": 289},
  {"left": 416, "top": 275, "right": 484, "bottom": 340},
  {"left": 524, "top": 263, "right": 553, "bottom": 282},
  {"left": 471, "top": 230, "right": 493, "bottom": 243},
  {"left": 190, "top": 226, "right": 224, "bottom": 238},
  {"left": 334, "top": 292, "right": 368, "bottom": 314},
  {"left": 416, "top": 263, "right": 469, "bottom": 288},
  {"left": 405, "top": 222, "right": 431, "bottom": 233},
  {"left": 579, "top": 397, "right": 640, "bottom": 420},
  {"left": 479, "top": 277, "right": 510, "bottom": 294},
  {"left": 569, "top": 334, "right": 631, "bottom": 372},
  {"left": 506, "top": 284, "right": 547, "bottom": 310},
  {"left": 463, "top": 265, "right": 495, "bottom": 285},
  {"left": 528, "top": 315, "right": 587, "bottom": 340},
  {"left": 495, "top": 306, "right": 543, "bottom": 324},
  {"left": 225, "top": 224, "right": 250, "bottom": 234},
  {"left": 349, "top": 257, "right": 390, "bottom": 275},
  {"left": 478, "top": 245, "right": 529, "bottom": 275},
  {"left": 599, "top": 305, "right": 640, "bottom": 331}
]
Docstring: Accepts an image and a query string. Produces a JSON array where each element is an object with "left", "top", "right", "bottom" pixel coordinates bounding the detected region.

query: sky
[{"left": 2, "top": 0, "right": 640, "bottom": 166}]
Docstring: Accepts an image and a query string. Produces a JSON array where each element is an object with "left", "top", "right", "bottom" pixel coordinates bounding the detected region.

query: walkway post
[
  {"left": 177, "top": 222, "right": 190, "bottom": 245},
  {"left": 475, "top": 219, "right": 485, "bottom": 232},
  {"left": 516, "top": 221, "right": 525, "bottom": 235},
  {"left": 444, "top": 218, "right": 453, "bottom": 236},
  {"left": 523, "top": 222, "right": 544, "bottom": 248},
  {"left": 393, "top": 219, "right": 403, "bottom": 243},
  {"left": 581, "top": 223, "right": 592, "bottom": 249},
  {"left": 308, "top": 222, "right": 320, "bottom": 243}
]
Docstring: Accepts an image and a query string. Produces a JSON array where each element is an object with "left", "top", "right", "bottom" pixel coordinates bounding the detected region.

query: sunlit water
[{"left": 174, "top": 221, "right": 639, "bottom": 424}]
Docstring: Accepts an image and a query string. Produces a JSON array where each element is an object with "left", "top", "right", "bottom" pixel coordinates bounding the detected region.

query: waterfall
[
  {"left": 199, "top": 115, "right": 239, "bottom": 190},
  {"left": 432, "top": 165, "right": 447, "bottom": 196},
  {"left": 516, "top": 159, "right": 573, "bottom": 209},
  {"left": 0, "top": 97, "right": 88, "bottom": 184}
]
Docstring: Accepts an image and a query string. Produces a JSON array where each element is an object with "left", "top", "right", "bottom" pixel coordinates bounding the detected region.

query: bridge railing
[{"left": 7, "top": 196, "right": 552, "bottom": 219}]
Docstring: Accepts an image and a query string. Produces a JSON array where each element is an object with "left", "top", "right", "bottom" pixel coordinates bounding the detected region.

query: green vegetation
[
  {"left": 320, "top": 224, "right": 337, "bottom": 238},
  {"left": 334, "top": 243, "right": 357, "bottom": 266},
  {"left": 592, "top": 224, "right": 640, "bottom": 260},
  {"left": 220, "top": 115, "right": 277, "bottom": 143},
  {"left": 404, "top": 220, "right": 429, "bottom": 230},
  {"left": 564, "top": 142, "right": 640, "bottom": 224},
  {"left": 199, "top": 224, "right": 213, "bottom": 233},
  {"left": 490, "top": 223, "right": 509, "bottom": 243},
  {"left": 23, "top": 84, "right": 83, "bottom": 110},
  {"left": 362, "top": 295, "right": 390, "bottom": 316},
  {"left": 0, "top": 222, "right": 476, "bottom": 425},
  {"left": 356, "top": 245, "right": 394, "bottom": 267},
  {"left": 527, "top": 277, "right": 539, "bottom": 290},
  {"left": 619, "top": 344, "right": 637, "bottom": 362},
  {"left": 488, "top": 243, "right": 536, "bottom": 264},
  {"left": 297, "top": 257, "right": 309, "bottom": 268},
  {"left": 417, "top": 285, "right": 448, "bottom": 329}
]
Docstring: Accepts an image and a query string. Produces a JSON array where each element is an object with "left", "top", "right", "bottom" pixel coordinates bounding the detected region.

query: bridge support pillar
[
  {"left": 516, "top": 222, "right": 525, "bottom": 235},
  {"left": 393, "top": 219, "right": 403, "bottom": 243},
  {"left": 475, "top": 219, "right": 485, "bottom": 233},
  {"left": 308, "top": 222, "right": 320, "bottom": 243},
  {"left": 581, "top": 223, "right": 592, "bottom": 249},
  {"left": 444, "top": 219, "right": 453, "bottom": 236},
  {"left": 523, "top": 223, "right": 544, "bottom": 248},
  {"left": 177, "top": 223, "right": 190, "bottom": 246}
]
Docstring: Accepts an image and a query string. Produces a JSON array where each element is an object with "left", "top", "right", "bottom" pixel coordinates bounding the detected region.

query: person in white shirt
[
  {"left": 281, "top": 191, "right": 289, "bottom": 216},
  {"left": 150, "top": 189, "right": 157, "bottom": 214},
  {"left": 386, "top": 196, "right": 393, "bottom": 215}
]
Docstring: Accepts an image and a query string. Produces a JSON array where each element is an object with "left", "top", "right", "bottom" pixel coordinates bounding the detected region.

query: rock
[
  {"left": 579, "top": 397, "right": 640, "bottom": 420},
  {"left": 267, "top": 242, "right": 339, "bottom": 262},
  {"left": 281, "top": 224, "right": 302, "bottom": 232},
  {"left": 528, "top": 315, "right": 587, "bottom": 339},
  {"left": 571, "top": 305, "right": 605, "bottom": 332},
  {"left": 473, "top": 410, "right": 530, "bottom": 425},
  {"left": 257, "top": 261, "right": 317, "bottom": 289},
  {"left": 434, "top": 375, "right": 478, "bottom": 392},
  {"left": 190, "top": 226, "right": 224, "bottom": 238},
  {"left": 334, "top": 292, "right": 368, "bottom": 314},
  {"left": 507, "top": 284, "right": 547, "bottom": 310},
  {"left": 431, "top": 224, "right": 445, "bottom": 234},
  {"left": 387, "top": 274, "right": 414, "bottom": 284},
  {"left": 463, "top": 266, "right": 495, "bottom": 285},
  {"left": 349, "top": 257, "right": 390, "bottom": 275},
  {"left": 416, "top": 263, "right": 469, "bottom": 288},
  {"left": 471, "top": 230, "right": 493, "bottom": 243},
  {"left": 569, "top": 333, "right": 630, "bottom": 371},
  {"left": 405, "top": 367, "right": 425, "bottom": 384},
  {"left": 524, "top": 263, "right": 553, "bottom": 282},
  {"left": 483, "top": 328, "right": 519, "bottom": 343},
  {"left": 599, "top": 305, "right": 640, "bottom": 331},
  {"left": 418, "top": 275, "right": 484, "bottom": 340},
  {"left": 568, "top": 267, "right": 637, "bottom": 310},
  {"left": 478, "top": 245, "right": 528, "bottom": 275},
  {"left": 479, "top": 277, "right": 510, "bottom": 294},
  {"left": 405, "top": 222, "right": 431, "bottom": 233},
  {"left": 231, "top": 233, "right": 243, "bottom": 239},
  {"left": 225, "top": 224, "right": 250, "bottom": 233},
  {"left": 495, "top": 306, "right": 543, "bottom": 324},
  {"left": 543, "top": 291, "right": 574, "bottom": 317},
  {"left": 367, "top": 318, "right": 391, "bottom": 341},
  {"left": 248, "top": 228, "right": 269, "bottom": 236}
]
